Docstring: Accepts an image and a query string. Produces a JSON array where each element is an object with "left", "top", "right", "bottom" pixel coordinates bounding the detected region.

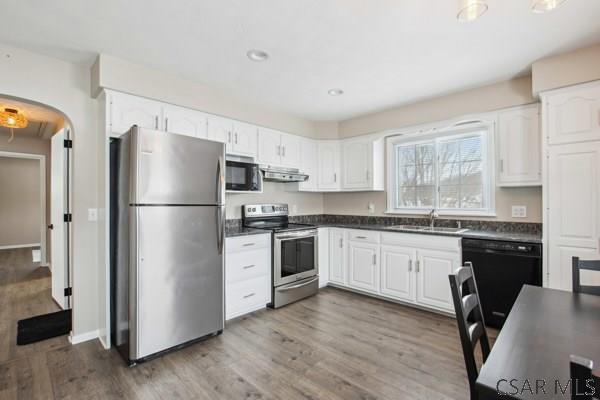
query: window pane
[
  {"left": 439, "top": 162, "right": 460, "bottom": 185},
  {"left": 461, "top": 185, "right": 483, "bottom": 208},
  {"left": 397, "top": 146, "right": 415, "bottom": 165},
  {"left": 417, "top": 163, "right": 434, "bottom": 185},
  {"left": 416, "top": 186, "right": 435, "bottom": 208},
  {"left": 460, "top": 136, "right": 482, "bottom": 161},
  {"left": 417, "top": 144, "right": 434, "bottom": 164},
  {"left": 398, "top": 166, "right": 416, "bottom": 186},
  {"left": 397, "top": 187, "right": 416, "bottom": 207},
  {"left": 461, "top": 161, "right": 483, "bottom": 185},
  {"left": 439, "top": 141, "right": 459, "bottom": 164},
  {"left": 439, "top": 185, "right": 459, "bottom": 208}
]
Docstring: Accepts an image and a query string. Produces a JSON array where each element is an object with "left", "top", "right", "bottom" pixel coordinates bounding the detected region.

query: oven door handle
[
  {"left": 278, "top": 277, "right": 319, "bottom": 292},
  {"left": 275, "top": 230, "right": 318, "bottom": 240}
]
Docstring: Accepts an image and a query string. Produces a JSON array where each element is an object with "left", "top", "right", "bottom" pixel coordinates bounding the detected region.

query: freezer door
[
  {"left": 130, "top": 127, "right": 225, "bottom": 205},
  {"left": 131, "top": 205, "right": 224, "bottom": 360}
]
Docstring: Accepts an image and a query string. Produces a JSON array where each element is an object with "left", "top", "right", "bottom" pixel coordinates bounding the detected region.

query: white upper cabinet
[
  {"left": 258, "top": 128, "right": 302, "bottom": 168},
  {"left": 110, "top": 92, "right": 162, "bottom": 134},
  {"left": 258, "top": 128, "right": 283, "bottom": 165},
  {"left": 232, "top": 121, "right": 258, "bottom": 157},
  {"left": 207, "top": 115, "right": 234, "bottom": 152},
  {"left": 280, "top": 133, "right": 301, "bottom": 167},
  {"left": 341, "top": 137, "right": 385, "bottom": 191},
  {"left": 163, "top": 104, "right": 208, "bottom": 138},
  {"left": 546, "top": 83, "right": 600, "bottom": 145},
  {"left": 497, "top": 104, "right": 541, "bottom": 186},
  {"left": 318, "top": 141, "right": 341, "bottom": 190},
  {"left": 299, "top": 139, "right": 319, "bottom": 191}
]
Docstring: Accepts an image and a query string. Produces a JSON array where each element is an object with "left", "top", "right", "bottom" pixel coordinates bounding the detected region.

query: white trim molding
[{"left": 69, "top": 329, "right": 99, "bottom": 345}]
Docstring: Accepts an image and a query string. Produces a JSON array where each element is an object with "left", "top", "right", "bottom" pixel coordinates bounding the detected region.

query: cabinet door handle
[
  {"left": 500, "top": 159, "right": 504, "bottom": 173},
  {"left": 154, "top": 116, "right": 159, "bottom": 129},
  {"left": 339, "top": 238, "right": 343, "bottom": 248},
  {"left": 366, "top": 170, "right": 370, "bottom": 181},
  {"left": 416, "top": 260, "right": 420, "bottom": 273},
  {"left": 243, "top": 293, "right": 256, "bottom": 299},
  {"left": 282, "top": 146, "right": 286, "bottom": 157},
  {"left": 243, "top": 264, "right": 256, "bottom": 270},
  {"left": 277, "top": 145, "right": 281, "bottom": 156},
  {"left": 372, "top": 254, "right": 376, "bottom": 265},
  {"left": 228, "top": 131, "right": 232, "bottom": 143},
  {"left": 165, "top": 117, "right": 169, "bottom": 132},
  {"left": 334, "top": 173, "right": 337, "bottom": 183},
  {"left": 235, "top": 133, "right": 238, "bottom": 144},
  {"left": 408, "top": 259, "right": 413, "bottom": 272}
]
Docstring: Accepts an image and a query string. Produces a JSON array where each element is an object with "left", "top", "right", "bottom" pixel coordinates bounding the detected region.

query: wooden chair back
[
  {"left": 449, "top": 262, "right": 491, "bottom": 400},
  {"left": 572, "top": 257, "right": 600, "bottom": 296}
]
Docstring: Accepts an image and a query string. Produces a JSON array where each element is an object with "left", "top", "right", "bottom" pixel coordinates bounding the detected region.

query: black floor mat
[{"left": 17, "top": 309, "right": 71, "bottom": 345}]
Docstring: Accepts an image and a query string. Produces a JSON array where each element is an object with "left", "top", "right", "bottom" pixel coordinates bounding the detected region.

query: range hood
[{"left": 260, "top": 166, "right": 309, "bottom": 183}]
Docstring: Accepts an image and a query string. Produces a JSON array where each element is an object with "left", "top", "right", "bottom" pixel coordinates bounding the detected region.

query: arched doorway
[{"left": 0, "top": 95, "right": 74, "bottom": 343}]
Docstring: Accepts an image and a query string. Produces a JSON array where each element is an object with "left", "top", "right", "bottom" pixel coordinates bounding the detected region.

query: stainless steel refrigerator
[{"left": 111, "top": 126, "right": 225, "bottom": 365}]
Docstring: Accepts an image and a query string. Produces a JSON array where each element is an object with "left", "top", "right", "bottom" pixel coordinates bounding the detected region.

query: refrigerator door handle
[
  {"left": 216, "top": 206, "right": 225, "bottom": 255},
  {"left": 216, "top": 156, "right": 225, "bottom": 204}
]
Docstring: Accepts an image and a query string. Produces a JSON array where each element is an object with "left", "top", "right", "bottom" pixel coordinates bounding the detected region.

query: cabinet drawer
[
  {"left": 347, "top": 229, "right": 380, "bottom": 244},
  {"left": 226, "top": 234, "right": 271, "bottom": 253},
  {"left": 226, "top": 276, "right": 271, "bottom": 319},
  {"left": 226, "top": 248, "right": 270, "bottom": 284}
]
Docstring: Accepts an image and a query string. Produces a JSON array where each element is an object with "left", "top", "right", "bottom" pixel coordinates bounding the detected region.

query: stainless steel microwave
[{"left": 226, "top": 160, "right": 262, "bottom": 192}]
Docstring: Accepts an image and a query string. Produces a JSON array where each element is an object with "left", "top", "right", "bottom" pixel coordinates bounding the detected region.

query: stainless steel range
[{"left": 242, "top": 204, "right": 318, "bottom": 308}]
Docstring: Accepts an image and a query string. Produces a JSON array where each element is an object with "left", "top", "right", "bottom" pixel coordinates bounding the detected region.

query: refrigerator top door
[{"left": 130, "top": 127, "right": 225, "bottom": 205}]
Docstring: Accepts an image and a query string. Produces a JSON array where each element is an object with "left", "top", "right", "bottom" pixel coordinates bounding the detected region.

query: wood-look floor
[{"left": 1, "top": 247, "right": 493, "bottom": 400}]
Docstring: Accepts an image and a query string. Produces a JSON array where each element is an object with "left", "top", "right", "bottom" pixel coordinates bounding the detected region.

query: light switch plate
[
  {"left": 368, "top": 203, "right": 375, "bottom": 214},
  {"left": 88, "top": 208, "right": 98, "bottom": 222},
  {"left": 512, "top": 205, "right": 527, "bottom": 218}
]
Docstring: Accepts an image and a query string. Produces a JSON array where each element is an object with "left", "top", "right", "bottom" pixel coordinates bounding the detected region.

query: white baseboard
[
  {"left": 0, "top": 243, "right": 40, "bottom": 250},
  {"left": 98, "top": 334, "right": 110, "bottom": 350},
  {"left": 69, "top": 329, "right": 99, "bottom": 345}
]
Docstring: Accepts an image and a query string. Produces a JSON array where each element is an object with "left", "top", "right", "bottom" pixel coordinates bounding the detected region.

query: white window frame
[{"left": 386, "top": 121, "right": 496, "bottom": 217}]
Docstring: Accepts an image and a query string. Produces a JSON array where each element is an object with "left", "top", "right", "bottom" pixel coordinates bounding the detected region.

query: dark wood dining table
[{"left": 476, "top": 285, "right": 600, "bottom": 399}]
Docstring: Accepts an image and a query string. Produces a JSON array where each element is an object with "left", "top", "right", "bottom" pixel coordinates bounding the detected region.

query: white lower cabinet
[
  {"left": 415, "top": 249, "right": 459, "bottom": 312},
  {"left": 225, "top": 234, "right": 271, "bottom": 320},
  {"left": 348, "top": 241, "right": 379, "bottom": 293},
  {"left": 328, "top": 229, "right": 346, "bottom": 285},
  {"left": 380, "top": 245, "right": 416, "bottom": 302},
  {"left": 326, "top": 229, "right": 460, "bottom": 314}
]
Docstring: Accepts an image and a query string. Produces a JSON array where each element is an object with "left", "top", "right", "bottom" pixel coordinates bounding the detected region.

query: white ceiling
[
  {"left": 0, "top": 98, "right": 63, "bottom": 140},
  {"left": 1, "top": 0, "right": 599, "bottom": 121}
]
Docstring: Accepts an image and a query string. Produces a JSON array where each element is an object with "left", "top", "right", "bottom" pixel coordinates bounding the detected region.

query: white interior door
[{"left": 51, "top": 128, "right": 69, "bottom": 309}]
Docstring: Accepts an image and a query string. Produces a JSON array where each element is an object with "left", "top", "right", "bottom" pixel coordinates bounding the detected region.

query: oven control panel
[{"left": 243, "top": 203, "right": 289, "bottom": 218}]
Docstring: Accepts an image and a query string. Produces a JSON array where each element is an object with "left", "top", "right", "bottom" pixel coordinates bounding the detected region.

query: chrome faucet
[{"left": 428, "top": 209, "right": 439, "bottom": 229}]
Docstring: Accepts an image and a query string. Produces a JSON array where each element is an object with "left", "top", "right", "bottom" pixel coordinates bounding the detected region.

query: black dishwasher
[{"left": 462, "top": 238, "right": 542, "bottom": 329}]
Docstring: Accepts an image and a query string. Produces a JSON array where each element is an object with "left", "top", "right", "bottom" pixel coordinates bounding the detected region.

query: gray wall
[{"left": 0, "top": 157, "right": 42, "bottom": 246}]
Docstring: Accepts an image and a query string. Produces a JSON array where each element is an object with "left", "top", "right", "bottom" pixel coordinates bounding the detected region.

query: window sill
[{"left": 385, "top": 209, "right": 497, "bottom": 218}]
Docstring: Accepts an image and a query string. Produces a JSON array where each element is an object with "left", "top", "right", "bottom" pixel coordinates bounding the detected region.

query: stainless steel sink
[{"left": 388, "top": 225, "right": 469, "bottom": 234}]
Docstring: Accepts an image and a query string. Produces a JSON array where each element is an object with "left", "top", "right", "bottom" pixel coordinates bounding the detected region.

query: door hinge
[
  {"left": 64, "top": 213, "right": 72, "bottom": 222},
  {"left": 64, "top": 287, "right": 72, "bottom": 297},
  {"left": 64, "top": 139, "right": 73, "bottom": 148}
]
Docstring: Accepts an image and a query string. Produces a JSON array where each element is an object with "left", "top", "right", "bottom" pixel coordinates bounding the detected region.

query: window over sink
[{"left": 387, "top": 122, "right": 495, "bottom": 217}]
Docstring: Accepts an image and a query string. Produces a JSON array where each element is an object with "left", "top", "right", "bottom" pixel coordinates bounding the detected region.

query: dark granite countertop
[
  {"left": 307, "top": 222, "right": 543, "bottom": 243},
  {"left": 225, "top": 226, "right": 270, "bottom": 238}
]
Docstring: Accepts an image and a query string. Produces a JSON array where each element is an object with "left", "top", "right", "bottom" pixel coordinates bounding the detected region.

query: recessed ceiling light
[
  {"left": 531, "top": 0, "right": 568, "bottom": 13},
  {"left": 247, "top": 49, "right": 269, "bottom": 62},
  {"left": 328, "top": 88, "right": 344, "bottom": 96}
]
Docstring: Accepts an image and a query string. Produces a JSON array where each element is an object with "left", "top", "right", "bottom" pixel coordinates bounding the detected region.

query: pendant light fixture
[
  {"left": 457, "top": 0, "right": 488, "bottom": 22},
  {"left": 531, "top": 0, "right": 568, "bottom": 13},
  {"left": 0, "top": 108, "right": 29, "bottom": 143}
]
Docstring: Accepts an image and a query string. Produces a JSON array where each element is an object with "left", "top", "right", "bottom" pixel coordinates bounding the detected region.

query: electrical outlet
[
  {"left": 511, "top": 206, "right": 527, "bottom": 218},
  {"left": 368, "top": 203, "right": 375, "bottom": 214},
  {"left": 88, "top": 208, "right": 98, "bottom": 222}
]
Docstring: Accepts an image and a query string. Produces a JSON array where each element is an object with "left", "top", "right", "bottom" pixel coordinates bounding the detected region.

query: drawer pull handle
[
  {"left": 243, "top": 293, "right": 256, "bottom": 299},
  {"left": 243, "top": 243, "right": 255, "bottom": 247},
  {"left": 243, "top": 264, "right": 256, "bottom": 270},
  {"left": 356, "top": 236, "right": 367, "bottom": 239}
]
